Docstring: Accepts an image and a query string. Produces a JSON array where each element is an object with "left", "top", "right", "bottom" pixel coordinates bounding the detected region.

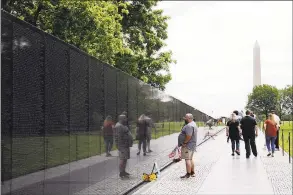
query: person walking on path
[
  {"left": 240, "top": 110, "right": 258, "bottom": 159},
  {"left": 264, "top": 113, "right": 278, "bottom": 157},
  {"left": 271, "top": 110, "right": 281, "bottom": 151},
  {"left": 226, "top": 113, "right": 241, "bottom": 156},
  {"left": 180, "top": 113, "right": 198, "bottom": 178},
  {"left": 103, "top": 116, "right": 114, "bottom": 157},
  {"left": 114, "top": 114, "right": 132, "bottom": 178}
]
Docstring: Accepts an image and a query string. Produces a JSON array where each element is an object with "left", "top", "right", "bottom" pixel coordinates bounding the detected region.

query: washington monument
[{"left": 253, "top": 41, "right": 261, "bottom": 87}]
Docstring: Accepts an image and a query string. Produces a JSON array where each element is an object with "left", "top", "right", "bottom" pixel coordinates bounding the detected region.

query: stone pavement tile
[
  {"left": 197, "top": 131, "right": 275, "bottom": 195},
  {"left": 133, "top": 130, "right": 227, "bottom": 195},
  {"left": 258, "top": 131, "right": 292, "bottom": 195},
  {"left": 3, "top": 127, "right": 224, "bottom": 195},
  {"left": 74, "top": 127, "right": 225, "bottom": 195},
  {"left": 74, "top": 149, "right": 174, "bottom": 195},
  {"left": 134, "top": 129, "right": 292, "bottom": 195}
]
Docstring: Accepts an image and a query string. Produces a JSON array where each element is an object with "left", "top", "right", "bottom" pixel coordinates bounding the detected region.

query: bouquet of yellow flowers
[{"left": 142, "top": 163, "right": 159, "bottom": 182}]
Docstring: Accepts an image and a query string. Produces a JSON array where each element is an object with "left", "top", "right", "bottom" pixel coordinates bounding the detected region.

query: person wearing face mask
[
  {"left": 226, "top": 113, "right": 241, "bottom": 156},
  {"left": 114, "top": 114, "right": 132, "bottom": 178}
]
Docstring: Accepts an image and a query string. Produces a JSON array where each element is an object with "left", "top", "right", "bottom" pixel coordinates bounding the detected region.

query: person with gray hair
[
  {"left": 114, "top": 114, "right": 132, "bottom": 178},
  {"left": 226, "top": 113, "right": 241, "bottom": 156},
  {"left": 180, "top": 113, "right": 198, "bottom": 178}
]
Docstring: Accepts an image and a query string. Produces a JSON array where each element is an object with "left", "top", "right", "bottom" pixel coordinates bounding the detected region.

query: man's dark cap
[{"left": 233, "top": 110, "right": 239, "bottom": 115}]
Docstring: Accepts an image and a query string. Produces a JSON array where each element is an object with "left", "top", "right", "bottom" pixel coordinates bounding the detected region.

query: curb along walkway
[
  {"left": 3, "top": 126, "right": 224, "bottom": 195},
  {"left": 134, "top": 130, "right": 292, "bottom": 195}
]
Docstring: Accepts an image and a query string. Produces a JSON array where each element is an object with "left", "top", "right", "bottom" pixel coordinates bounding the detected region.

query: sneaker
[
  {"left": 253, "top": 153, "right": 257, "bottom": 157},
  {"left": 235, "top": 150, "right": 240, "bottom": 155},
  {"left": 275, "top": 148, "right": 279, "bottom": 151},
  {"left": 143, "top": 152, "right": 146, "bottom": 156},
  {"left": 246, "top": 154, "right": 250, "bottom": 159},
  {"left": 137, "top": 151, "right": 140, "bottom": 155},
  {"left": 180, "top": 173, "right": 190, "bottom": 179},
  {"left": 267, "top": 153, "right": 271, "bottom": 157},
  {"left": 231, "top": 153, "right": 235, "bottom": 156},
  {"left": 124, "top": 171, "right": 130, "bottom": 175},
  {"left": 191, "top": 171, "right": 195, "bottom": 177},
  {"left": 119, "top": 172, "right": 128, "bottom": 178},
  {"left": 173, "top": 158, "right": 181, "bottom": 163},
  {"left": 272, "top": 153, "right": 274, "bottom": 157}
]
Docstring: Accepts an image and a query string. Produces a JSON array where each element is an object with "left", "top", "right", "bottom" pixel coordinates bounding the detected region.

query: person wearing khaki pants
[{"left": 180, "top": 113, "right": 198, "bottom": 178}]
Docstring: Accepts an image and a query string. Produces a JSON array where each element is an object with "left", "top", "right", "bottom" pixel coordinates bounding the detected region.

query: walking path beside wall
[{"left": 134, "top": 130, "right": 292, "bottom": 195}]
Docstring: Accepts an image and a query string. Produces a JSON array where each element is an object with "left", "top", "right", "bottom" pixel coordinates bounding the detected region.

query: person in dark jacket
[
  {"left": 103, "top": 116, "right": 114, "bottom": 157},
  {"left": 240, "top": 110, "right": 259, "bottom": 158},
  {"left": 136, "top": 114, "right": 149, "bottom": 156},
  {"left": 226, "top": 113, "right": 241, "bottom": 156},
  {"left": 114, "top": 114, "right": 131, "bottom": 178}
]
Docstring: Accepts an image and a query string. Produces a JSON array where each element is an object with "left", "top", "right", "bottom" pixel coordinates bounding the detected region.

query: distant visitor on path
[
  {"left": 114, "top": 114, "right": 132, "bottom": 178},
  {"left": 264, "top": 113, "right": 278, "bottom": 157},
  {"left": 103, "top": 116, "right": 114, "bottom": 157},
  {"left": 206, "top": 119, "right": 214, "bottom": 129},
  {"left": 271, "top": 110, "right": 281, "bottom": 151},
  {"left": 240, "top": 110, "right": 258, "bottom": 159},
  {"left": 180, "top": 113, "right": 198, "bottom": 178},
  {"left": 226, "top": 113, "right": 241, "bottom": 156}
]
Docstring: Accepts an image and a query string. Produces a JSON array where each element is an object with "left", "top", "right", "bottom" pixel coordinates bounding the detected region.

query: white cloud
[{"left": 156, "top": 1, "right": 292, "bottom": 118}]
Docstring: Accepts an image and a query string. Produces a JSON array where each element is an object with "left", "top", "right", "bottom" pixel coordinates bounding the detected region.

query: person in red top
[
  {"left": 264, "top": 113, "right": 277, "bottom": 157},
  {"left": 103, "top": 116, "right": 114, "bottom": 157}
]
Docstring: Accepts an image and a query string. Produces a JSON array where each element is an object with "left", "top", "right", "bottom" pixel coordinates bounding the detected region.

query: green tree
[
  {"left": 113, "top": 0, "right": 176, "bottom": 90},
  {"left": 246, "top": 84, "right": 279, "bottom": 118},
  {"left": 3, "top": 0, "right": 175, "bottom": 89},
  {"left": 4, "top": 0, "right": 127, "bottom": 65},
  {"left": 278, "top": 85, "right": 293, "bottom": 118}
]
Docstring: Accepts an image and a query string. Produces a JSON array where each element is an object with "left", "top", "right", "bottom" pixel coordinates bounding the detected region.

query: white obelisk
[{"left": 253, "top": 41, "right": 261, "bottom": 87}]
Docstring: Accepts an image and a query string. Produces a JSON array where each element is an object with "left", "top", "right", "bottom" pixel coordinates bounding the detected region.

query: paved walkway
[
  {"left": 2, "top": 126, "right": 224, "bottom": 195},
  {"left": 134, "top": 130, "right": 292, "bottom": 195}
]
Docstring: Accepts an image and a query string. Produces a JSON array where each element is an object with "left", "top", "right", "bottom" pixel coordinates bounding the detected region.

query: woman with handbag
[{"left": 264, "top": 113, "right": 278, "bottom": 157}]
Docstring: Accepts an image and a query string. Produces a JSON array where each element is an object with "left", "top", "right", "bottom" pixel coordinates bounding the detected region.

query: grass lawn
[
  {"left": 279, "top": 121, "right": 293, "bottom": 155},
  {"left": 2, "top": 121, "right": 206, "bottom": 180}
]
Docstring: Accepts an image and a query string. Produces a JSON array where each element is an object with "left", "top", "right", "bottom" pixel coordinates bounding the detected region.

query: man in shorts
[{"left": 180, "top": 113, "right": 198, "bottom": 178}]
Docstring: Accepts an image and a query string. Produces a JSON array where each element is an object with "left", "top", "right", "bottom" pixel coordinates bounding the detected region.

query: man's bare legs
[
  {"left": 191, "top": 159, "right": 195, "bottom": 175},
  {"left": 185, "top": 159, "right": 191, "bottom": 173},
  {"left": 181, "top": 158, "right": 195, "bottom": 178}
]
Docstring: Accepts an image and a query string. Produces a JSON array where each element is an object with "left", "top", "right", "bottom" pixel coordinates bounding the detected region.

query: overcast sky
[{"left": 156, "top": 1, "right": 292, "bottom": 118}]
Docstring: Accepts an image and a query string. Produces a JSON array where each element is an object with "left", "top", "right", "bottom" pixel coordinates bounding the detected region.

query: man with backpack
[{"left": 180, "top": 113, "right": 198, "bottom": 178}]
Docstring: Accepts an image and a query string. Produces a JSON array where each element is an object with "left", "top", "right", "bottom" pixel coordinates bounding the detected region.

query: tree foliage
[
  {"left": 246, "top": 84, "right": 279, "bottom": 118},
  {"left": 246, "top": 84, "right": 292, "bottom": 119},
  {"left": 278, "top": 85, "right": 293, "bottom": 116},
  {"left": 3, "top": 0, "right": 174, "bottom": 90}
]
